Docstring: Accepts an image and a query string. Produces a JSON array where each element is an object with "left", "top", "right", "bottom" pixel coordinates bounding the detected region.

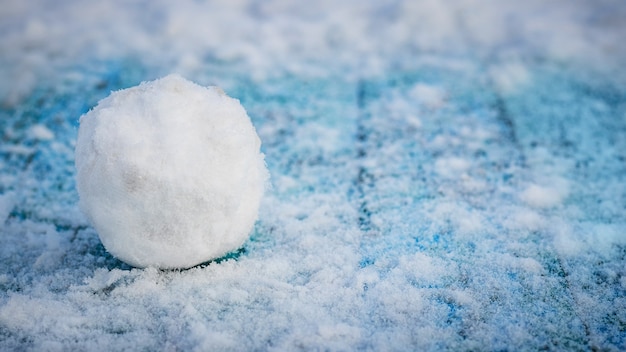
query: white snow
[
  {"left": 0, "top": 192, "right": 15, "bottom": 224},
  {"left": 520, "top": 182, "right": 569, "bottom": 208},
  {"left": 27, "top": 124, "right": 54, "bottom": 141},
  {"left": 435, "top": 157, "right": 471, "bottom": 178},
  {"left": 489, "top": 62, "right": 531, "bottom": 94},
  {"left": 75, "top": 75, "right": 268, "bottom": 268},
  {"left": 0, "top": 0, "right": 625, "bottom": 351},
  {"left": 409, "top": 83, "right": 446, "bottom": 109}
]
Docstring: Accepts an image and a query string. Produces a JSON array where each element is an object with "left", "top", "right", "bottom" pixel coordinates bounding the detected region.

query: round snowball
[{"left": 75, "top": 74, "right": 268, "bottom": 269}]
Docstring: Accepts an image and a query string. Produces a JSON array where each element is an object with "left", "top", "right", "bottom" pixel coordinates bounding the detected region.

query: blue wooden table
[{"left": 1, "top": 1, "right": 625, "bottom": 350}]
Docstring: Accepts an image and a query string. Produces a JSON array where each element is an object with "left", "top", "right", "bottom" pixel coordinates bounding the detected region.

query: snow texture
[
  {"left": 1, "top": 0, "right": 625, "bottom": 351},
  {"left": 75, "top": 74, "right": 268, "bottom": 269}
]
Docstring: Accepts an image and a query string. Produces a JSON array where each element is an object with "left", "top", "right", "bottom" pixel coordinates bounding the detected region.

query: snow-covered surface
[
  {"left": 1, "top": 0, "right": 625, "bottom": 350},
  {"left": 75, "top": 74, "right": 268, "bottom": 269}
]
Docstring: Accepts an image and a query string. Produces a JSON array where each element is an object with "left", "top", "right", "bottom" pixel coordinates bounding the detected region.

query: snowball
[{"left": 75, "top": 74, "right": 268, "bottom": 269}]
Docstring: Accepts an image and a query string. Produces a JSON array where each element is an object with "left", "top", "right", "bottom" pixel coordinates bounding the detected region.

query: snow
[
  {"left": 520, "top": 183, "right": 569, "bottom": 209},
  {"left": 1, "top": 0, "right": 625, "bottom": 351},
  {"left": 409, "top": 83, "right": 446, "bottom": 109},
  {"left": 0, "top": 192, "right": 15, "bottom": 224},
  {"left": 27, "top": 124, "right": 54, "bottom": 141},
  {"left": 75, "top": 75, "right": 268, "bottom": 269}
]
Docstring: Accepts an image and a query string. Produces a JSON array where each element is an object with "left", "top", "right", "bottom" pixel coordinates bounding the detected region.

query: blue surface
[{"left": 1, "top": 1, "right": 625, "bottom": 350}]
